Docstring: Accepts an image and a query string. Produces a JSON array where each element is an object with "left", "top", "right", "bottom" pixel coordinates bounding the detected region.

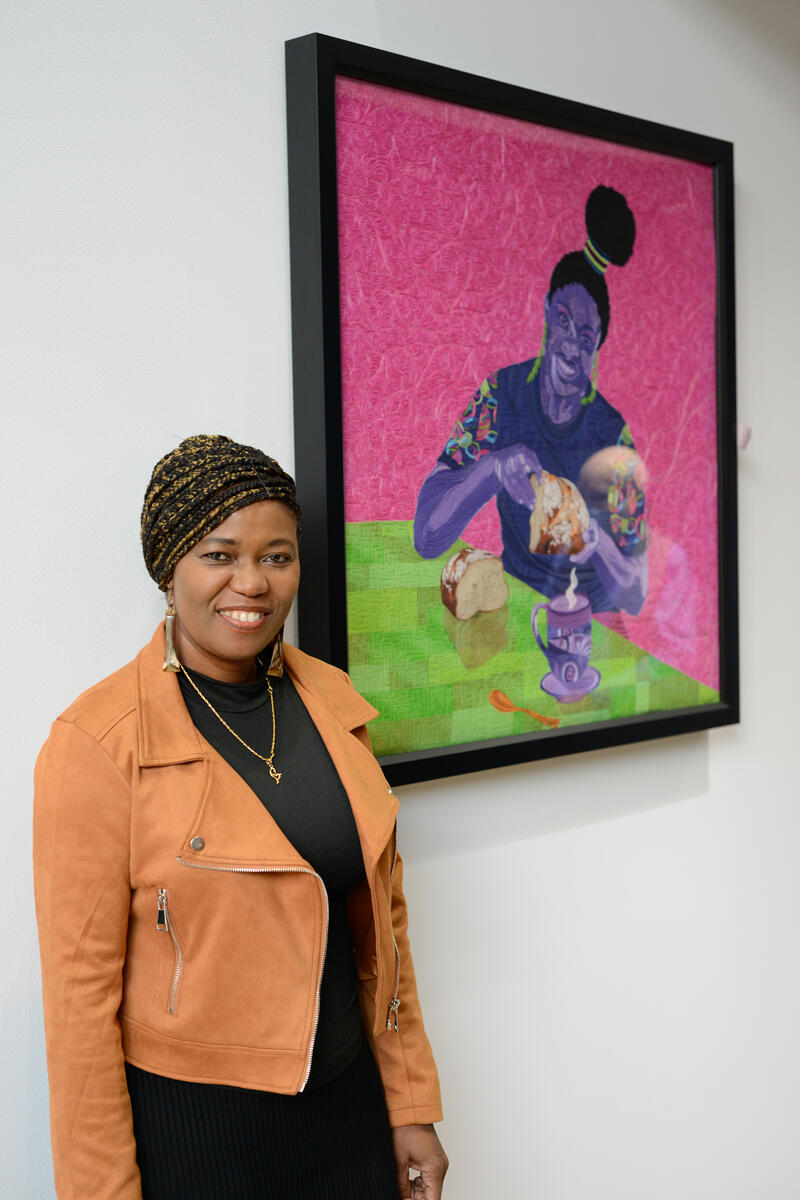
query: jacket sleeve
[
  {"left": 373, "top": 850, "right": 444, "bottom": 1127},
  {"left": 351, "top": 726, "right": 443, "bottom": 1128},
  {"left": 33, "top": 719, "right": 142, "bottom": 1200}
]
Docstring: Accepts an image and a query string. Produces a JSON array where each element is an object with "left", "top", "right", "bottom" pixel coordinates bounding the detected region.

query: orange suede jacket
[{"left": 34, "top": 626, "right": 442, "bottom": 1200}]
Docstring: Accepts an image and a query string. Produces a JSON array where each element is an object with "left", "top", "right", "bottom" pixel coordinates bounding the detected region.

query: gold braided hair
[{"left": 140, "top": 434, "right": 301, "bottom": 588}]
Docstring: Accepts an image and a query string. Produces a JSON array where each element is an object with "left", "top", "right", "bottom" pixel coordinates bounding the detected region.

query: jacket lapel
[
  {"left": 134, "top": 627, "right": 397, "bottom": 870},
  {"left": 290, "top": 681, "right": 398, "bottom": 873},
  {"left": 136, "top": 625, "right": 205, "bottom": 766},
  {"left": 136, "top": 626, "right": 303, "bottom": 864}
]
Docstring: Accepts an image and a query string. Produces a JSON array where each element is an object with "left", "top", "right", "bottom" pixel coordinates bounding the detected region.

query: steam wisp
[{"left": 564, "top": 567, "right": 579, "bottom": 610}]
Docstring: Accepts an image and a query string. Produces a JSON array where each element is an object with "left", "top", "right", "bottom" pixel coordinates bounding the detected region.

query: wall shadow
[{"left": 397, "top": 729, "right": 710, "bottom": 863}]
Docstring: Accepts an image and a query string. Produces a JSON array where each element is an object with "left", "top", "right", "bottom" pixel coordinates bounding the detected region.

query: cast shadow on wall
[{"left": 396, "top": 730, "right": 711, "bottom": 865}]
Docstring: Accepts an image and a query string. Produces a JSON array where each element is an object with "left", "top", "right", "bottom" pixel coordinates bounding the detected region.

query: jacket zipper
[
  {"left": 386, "top": 820, "right": 401, "bottom": 1033},
  {"left": 156, "top": 888, "right": 183, "bottom": 1015},
  {"left": 176, "top": 857, "right": 328, "bottom": 1091}
]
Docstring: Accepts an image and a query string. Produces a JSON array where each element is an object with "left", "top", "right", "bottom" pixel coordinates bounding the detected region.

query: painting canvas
[{"left": 286, "top": 36, "right": 739, "bottom": 784}]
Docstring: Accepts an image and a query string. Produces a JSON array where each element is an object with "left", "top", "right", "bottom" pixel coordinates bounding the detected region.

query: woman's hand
[
  {"left": 569, "top": 516, "right": 599, "bottom": 563},
  {"left": 392, "top": 1123, "right": 449, "bottom": 1198},
  {"left": 494, "top": 444, "right": 542, "bottom": 508},
  {"left": 569, "top": 517, "right": 648, "bottom": 613}
]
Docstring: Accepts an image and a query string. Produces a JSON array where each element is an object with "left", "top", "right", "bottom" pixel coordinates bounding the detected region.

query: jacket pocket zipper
[
  {"left": 156, "top": 888, "right": 183, "bottom": 1016},
  {"left": 386, "top": 818, "right": 401, "bottom": 1034},
  {"left": 175, "top": 858, "right": 328, "bottom": 1092}
]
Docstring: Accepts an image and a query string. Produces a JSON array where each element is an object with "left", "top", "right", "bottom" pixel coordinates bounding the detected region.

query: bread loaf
[
  {"left": 440, "top": 548, "right": 509, "bottom": 620},
  {"left": 528, "top": 472, "right": 589, "bottom": 555}
]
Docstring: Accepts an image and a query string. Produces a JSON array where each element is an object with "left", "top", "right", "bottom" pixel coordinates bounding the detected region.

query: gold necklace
[{"left": 179, "top": 664, "right": 282, "bottom": 784}]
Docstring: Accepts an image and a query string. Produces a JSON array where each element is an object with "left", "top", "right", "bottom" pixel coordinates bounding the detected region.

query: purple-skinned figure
[{"left": 413, "top": 186, "right": 648, "bottom": 615}]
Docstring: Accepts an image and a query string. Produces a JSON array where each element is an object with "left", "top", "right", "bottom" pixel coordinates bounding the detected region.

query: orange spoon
[{"left": 489, "top": 689, "right": 560, "bottom": 729}]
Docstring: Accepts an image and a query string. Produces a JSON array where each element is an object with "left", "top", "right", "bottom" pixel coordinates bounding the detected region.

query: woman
[
  {"left": 413, "top": 185, "right": 647, "bottom": 616},
  {"left": 34, "top": 435, "right": 447, "bottom": 1200}
]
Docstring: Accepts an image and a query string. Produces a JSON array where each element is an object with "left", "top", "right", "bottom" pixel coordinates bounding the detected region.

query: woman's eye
[
  {"left": 202, "top": 552, "right": 231, "bottom": 561},
  {"left": 264, "top": 554, "right": 290, "bottom": 565}
]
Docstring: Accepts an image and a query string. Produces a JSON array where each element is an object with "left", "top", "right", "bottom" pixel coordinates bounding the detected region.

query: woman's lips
[
  {"left": 217, "top": 609, "right": 270, "bottom": 632},
  {"left": 555, "top": 353, "right": 579, "bottom": 379}
]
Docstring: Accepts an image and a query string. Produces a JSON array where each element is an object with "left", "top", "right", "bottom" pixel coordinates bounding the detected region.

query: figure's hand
[
  {"left": 496, "top": 444, "right": 542, "bottom": 508},
  {"left": 570, "top": 517, "right": 599, "bottom": 564},
  {"left": 392, "top": 1123, "right": 449, "bottom": 1199}
]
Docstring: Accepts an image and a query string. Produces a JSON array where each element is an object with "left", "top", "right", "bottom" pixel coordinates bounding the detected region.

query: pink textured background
[{"left": 336, "top": 77, "right": 719, "bottom": 688}]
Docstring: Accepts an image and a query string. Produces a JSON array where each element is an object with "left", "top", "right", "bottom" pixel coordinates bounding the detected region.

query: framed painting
[{"left": 285, "top": 33, "right": 739, "bottom": 786}]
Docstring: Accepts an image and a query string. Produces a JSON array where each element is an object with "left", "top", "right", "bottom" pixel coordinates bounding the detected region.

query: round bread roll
[
  {"left": 528, "top": 472, "right": 589, "bottom": 555},
  {"left": 441, "top": 548, "right": 509, "bottom": 620}
]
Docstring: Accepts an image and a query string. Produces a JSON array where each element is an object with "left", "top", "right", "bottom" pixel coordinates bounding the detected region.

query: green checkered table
[{"left": 346, "top": 521, "right": 719, "bottom": 759}]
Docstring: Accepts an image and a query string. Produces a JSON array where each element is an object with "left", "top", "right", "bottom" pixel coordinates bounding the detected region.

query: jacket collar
[
  {"left": 135, "top": 625, "right": 393, "bottom": 872},
  {"left": 136, "top": 624, "right": 378, "bottom": 768}
]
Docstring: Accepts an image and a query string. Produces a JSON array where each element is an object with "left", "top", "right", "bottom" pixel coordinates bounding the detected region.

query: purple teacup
[{"left": 531, "top": 591, "right": 598, "bottom": 701}]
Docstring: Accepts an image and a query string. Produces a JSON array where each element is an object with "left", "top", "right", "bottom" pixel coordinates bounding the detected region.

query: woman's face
[
  {"left": 170, "top": 500, "right": 300, "bottom": 682},
  {"left": 543, "top": 283, "right": 602, "bottom": 402}
]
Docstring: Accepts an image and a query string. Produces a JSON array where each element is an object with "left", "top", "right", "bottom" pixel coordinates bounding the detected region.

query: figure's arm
[
  {"left": 33, "top": 720, "right": 142, "bottom": 1200},
  {"left": 572, "top": 434, "right": 648, "bottom": 614},
  {"left": 414, "top": 445, "right": 542, "bottom": 559},
  {"left": 571, "top": 520, "right": 648, "bottom": 615}
]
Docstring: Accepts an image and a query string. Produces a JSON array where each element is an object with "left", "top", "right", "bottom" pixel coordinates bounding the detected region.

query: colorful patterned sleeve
[
  {"left": 604, "top": 423, "right": 647, "bottom": 556},
  {"left": 438, "top": 373, "right": 501, "bottom": 468}
]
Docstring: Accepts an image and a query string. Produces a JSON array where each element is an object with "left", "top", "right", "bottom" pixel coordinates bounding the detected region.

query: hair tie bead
[{"left": 583, "top": 236, "right": 611, "bottom": 275}]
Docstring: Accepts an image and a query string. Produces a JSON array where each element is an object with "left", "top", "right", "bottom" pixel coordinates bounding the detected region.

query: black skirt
[{"left": 125, "top": 1040, "right": 399, "bottom": 1200}]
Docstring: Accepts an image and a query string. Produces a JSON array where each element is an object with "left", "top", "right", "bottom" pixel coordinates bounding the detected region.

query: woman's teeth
[{"left": 220, "top": 610, "right": 265, "bottom": 624}]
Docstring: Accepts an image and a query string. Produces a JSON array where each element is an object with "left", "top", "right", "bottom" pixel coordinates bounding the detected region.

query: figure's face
[
  {"left": 543, "top": 283, "right": 602, "bottom": 401},
  {"left": 170, "top": 500, "right": 300, "bottom": 682}
]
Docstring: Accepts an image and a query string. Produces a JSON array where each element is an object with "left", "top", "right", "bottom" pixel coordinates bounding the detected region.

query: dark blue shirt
[{"left": 438, "top": 358, "right": 646, "bottom": 610}]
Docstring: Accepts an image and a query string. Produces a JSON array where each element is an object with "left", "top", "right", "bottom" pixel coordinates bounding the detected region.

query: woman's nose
[{"left": 231, "top": 563, "right": 269, "bottom": 595}]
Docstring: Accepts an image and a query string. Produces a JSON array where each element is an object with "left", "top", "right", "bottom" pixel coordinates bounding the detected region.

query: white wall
[{"left": 3, "top": 1, "right": 798, "bottom": 1195}]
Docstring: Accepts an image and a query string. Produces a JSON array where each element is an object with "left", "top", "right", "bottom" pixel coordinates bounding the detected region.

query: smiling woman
[
  {"left": 413, "top": 185, "right": 647, "bottom": 617},
  {"left": 33, "top": 434, "right": 447, "bottom": 1200}
]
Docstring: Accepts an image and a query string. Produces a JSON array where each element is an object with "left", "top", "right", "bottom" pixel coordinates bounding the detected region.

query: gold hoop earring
[{"left": 162, "top": 585, "right": 180, "bottom": 672}]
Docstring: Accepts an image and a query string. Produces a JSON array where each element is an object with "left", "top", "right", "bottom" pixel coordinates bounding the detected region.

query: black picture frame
[{"left": 285, "top": 32, "right": 739, "bottom": 786}]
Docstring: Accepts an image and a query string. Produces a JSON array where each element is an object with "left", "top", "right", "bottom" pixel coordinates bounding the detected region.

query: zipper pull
[
  {"left": 386, "top": 997, "right": 400, "bottom": 1033},
  {"left": 157, "top": 888, "right": 168, "bottom": 931}
]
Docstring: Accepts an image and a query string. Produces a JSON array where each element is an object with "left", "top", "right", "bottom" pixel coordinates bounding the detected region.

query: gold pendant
[{"left": 268, "top": 762, "right": 282, "bottom": 785}]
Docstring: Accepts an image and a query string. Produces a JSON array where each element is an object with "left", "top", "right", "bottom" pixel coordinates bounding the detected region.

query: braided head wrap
[{"left": 141, "top": 434, "right": 301, "bottom": 588}]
